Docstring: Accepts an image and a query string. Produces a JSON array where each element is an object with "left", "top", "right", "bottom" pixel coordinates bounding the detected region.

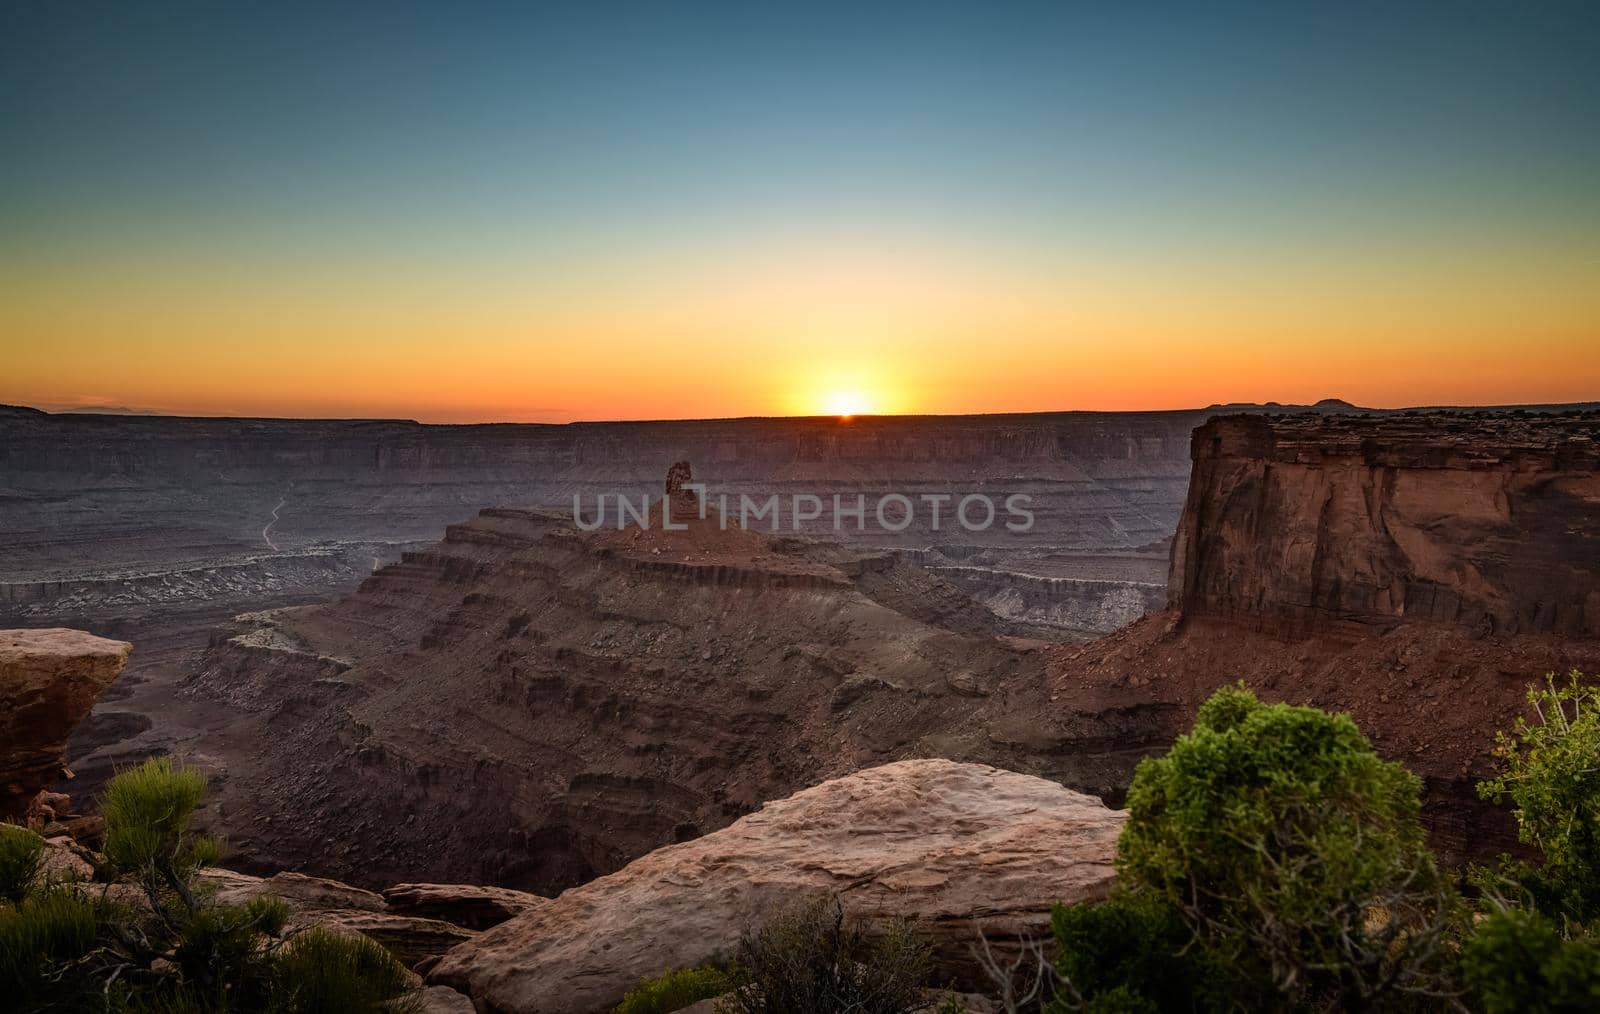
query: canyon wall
[
  {"left": 0, "top": 405, "right": 1199, "bottom": 488},
  {"left": 1169, "top": 412, "right": 1600, "bottom": 638},
  {"left": 918, "top": 563, "right": 1166, "bottom": 638},
  {"left": 2, "top": 405, "right": 1198, "bottom": 638}
]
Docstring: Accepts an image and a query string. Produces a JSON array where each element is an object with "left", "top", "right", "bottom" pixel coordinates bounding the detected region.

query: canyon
[
  {"left": 1035, "top": 408, "right": 1600, "bottom": 860},
  {"left": 5, "top": 404, "right": 1598, "bottom": 891}
]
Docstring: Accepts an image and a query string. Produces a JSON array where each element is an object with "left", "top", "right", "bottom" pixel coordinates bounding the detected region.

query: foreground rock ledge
[
  {"left": 431, "top": 759, "right": 1125, "bottom": 1014},
  {"left": 0, "top": 628, "right": 132, "bottom": 818}
]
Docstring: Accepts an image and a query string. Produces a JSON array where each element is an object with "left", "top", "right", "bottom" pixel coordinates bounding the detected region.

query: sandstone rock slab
[
  {"left": 413, "top": 985, "right": 478, "bottom": 1014},
  {"left": 199, "top": 868, "right": 387, "bottom": 912},
  {"left": 431, "top": 759, "right": 1124, "bottom": 1014},
  {"left": 196, "top": 868, "right": 473, "bottom": 967},
  {"left": 384, "top": 882, "right": 548, "bottom": 929}
]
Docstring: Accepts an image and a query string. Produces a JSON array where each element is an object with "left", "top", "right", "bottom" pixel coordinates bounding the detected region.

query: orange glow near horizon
[{"left": 3, "top": 227, "right": 1598, "bottom": 423}]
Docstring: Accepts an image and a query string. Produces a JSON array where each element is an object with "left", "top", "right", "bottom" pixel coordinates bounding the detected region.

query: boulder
[
  {"left": 310, "top": 909, "right": 475, "bottom": 969},
  {"left": 431, "top": 759, "right": 1124, "bottom": 1014},
  {"left": 383, "top": 882, "right": 548, "bottom": 929},
  {"left": 200, "top": 868, "right": 387, "bottom": 912},
  {"left": 37, "top": 835, "right": 95, "bottom": 883},
  {"left": 196, "top": 868, "right": 473, "bottom": 968},
  {"left": 412, "top": 985, "right": 477, "bottom": 1014},
  {"left": 0, "top": 628, "right": 131, "bottom": 818}
]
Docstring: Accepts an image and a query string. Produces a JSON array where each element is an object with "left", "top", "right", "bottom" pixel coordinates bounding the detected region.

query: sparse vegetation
[
  {"left": 616, "top": 966, "right": 730, "bottom": 1014},
  {"left": 1461, "top": 908, "right": 1600, "bottom": 1013},
  {"left": 1466, "top": 671, "right": 1600, "bottom": 1010},
  {"left": 0, "top": 822, "right": 46, "bottom": 901},
  {"left": 1477, "top": 671, "right": 1600, "bottom": 926},
  {"left": 0, "top": 756, "right": 415, "bottom": 1013},
  {"left": 101, "top": 754, "right": 215, "bottom": 878},
  {"left": 0, "top": 883, "right": 108, "bottom": 1007},
  {"left": 1047, "top": 893, "right": 1214, "bottom": 1012},
  {"left": 269, "top": 929, "right": 419, "bottom": 1014},
  {"left": 722, "top": 896, "right": 934, "bottom": 1014}
]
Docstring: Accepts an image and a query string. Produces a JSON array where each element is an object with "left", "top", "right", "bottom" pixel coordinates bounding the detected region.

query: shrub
[
  {"left": 1078, "top": 986, "right": 1159, "bottom": 1014},
  {"left": 102, "top": 755, "right": 214, "bottom": 877},
  {"left": 1047, "top": 894, "right": 1224, "bottom": 1013},
  {"left": 1463, "top": 908, "right": 1600, "bottom": 1013},
  {"left": 616, "top": 966, "right": 730, "bottom": 1014},
  {"left": 269, "top": 929, "right": 418, "bottom": 1014},
  {"left": 1466, "top": 672, "right": 1600, "bottom": 1007},
  {"left": 1053, "top": 685, "right": 1461, "bottom": 1010},
  {"left": 1478, "top": 671, "right": 1600, "bottom": 925},
  {"left": 0, "top": 883, "right": 106, "bottom": 1007},
  {"left": 173, "top": 896, "right": 292, "bottom": 1005},
  {"left": 0, "top": 823, "right": 45, "bottom": 901},
  {"left": 723, "top": 896, "right": 933, "bottom": 1014}
]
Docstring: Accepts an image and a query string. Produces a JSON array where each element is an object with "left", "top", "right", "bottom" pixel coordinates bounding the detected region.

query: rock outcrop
[
  {"left": 430, "top": 759, "right": 1124, "bottom": 1014},
  {"left": 382, "top": 882, "right": 547, "bottom": 929},
  {"left": 1170, "top": 412, "right": 1600, "bottom": 638},
  {"left": 0, "top": 628, "right": 131, "bottom": 817},
  {"left": 1023, "top": 410, "right": 1600, "bottom": 861},
  {"left": 662, "top": 459, "right": 703, "bottom": 523},
  {"left": 196, "top": 869, "right": 478, "bottom": 968}
]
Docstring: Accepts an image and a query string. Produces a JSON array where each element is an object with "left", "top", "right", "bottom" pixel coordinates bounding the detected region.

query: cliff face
[
  {"left": 1169, "top": 412, "right": 1600, "bottom": 639},
  {"left": 0, "top": 410, "right": 1198, "bottom": 486}
]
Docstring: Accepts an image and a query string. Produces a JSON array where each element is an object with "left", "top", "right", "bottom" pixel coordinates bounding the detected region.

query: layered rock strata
[{"left": 1170, "top": 411, "right": 1600, "bottom": 638}]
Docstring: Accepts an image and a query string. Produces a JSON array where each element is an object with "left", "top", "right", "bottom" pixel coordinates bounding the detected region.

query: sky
[{"left": 1, "top": 1, "right": 1597, "bottom": 423}]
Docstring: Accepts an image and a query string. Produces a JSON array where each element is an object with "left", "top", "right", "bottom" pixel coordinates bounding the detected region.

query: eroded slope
[{"left": 181, "top": 509, "right": 1048, "bottom": 891}]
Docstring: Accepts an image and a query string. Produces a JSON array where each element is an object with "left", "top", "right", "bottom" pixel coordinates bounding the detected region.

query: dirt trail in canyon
[{"left": 261, "top": 494, "right": 287, "bottom": 551}]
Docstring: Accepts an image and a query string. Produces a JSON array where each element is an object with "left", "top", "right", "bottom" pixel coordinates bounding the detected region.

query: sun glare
[{"left": 822, "top": 391, "right": 871, "bottom": 419}]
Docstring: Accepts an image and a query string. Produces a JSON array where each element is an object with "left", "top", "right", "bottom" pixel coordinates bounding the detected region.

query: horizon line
[{"left": 6, "top": 397, "right": 1600, "bottom": 429}]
